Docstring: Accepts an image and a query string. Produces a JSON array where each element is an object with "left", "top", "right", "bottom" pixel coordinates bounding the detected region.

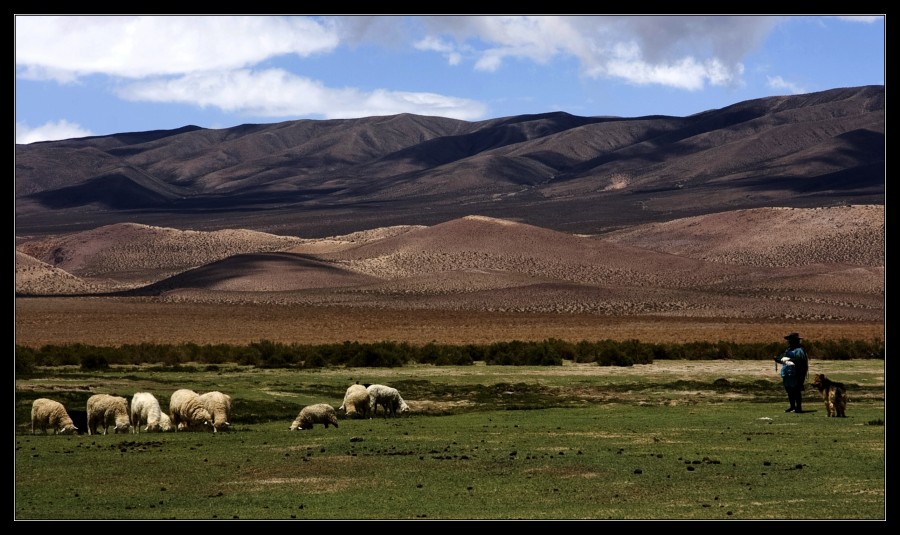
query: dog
[{"left": 811, "top": 373, "right": 848, "bottom": 417}]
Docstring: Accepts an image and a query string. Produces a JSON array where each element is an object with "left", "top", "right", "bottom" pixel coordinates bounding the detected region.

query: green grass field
[{"left": 15, "top": 360, "right": 885, "bottom": 520}]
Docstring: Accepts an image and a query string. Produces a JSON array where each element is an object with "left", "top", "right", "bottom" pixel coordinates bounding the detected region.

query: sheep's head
[
  {"left": 158, "top": 415, "right": 173, "bottom": 432},
  {"left": 114, "top": 413, "right": 131, "bottom": 433},
  {"left": 145, "top": 423, "right": 161, "bottom": 433},
  {"left": 59, "top": 424, "right": 78, "bottom": 435},
  {"left": 295, "top": 416, "right": 315, "bottom": 430}
]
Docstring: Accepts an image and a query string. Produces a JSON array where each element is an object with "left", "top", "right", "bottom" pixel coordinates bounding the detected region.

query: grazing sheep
[
  {"left": 366, "top": 384, "right": 410, "bottom": 418},
  {"left": 169, "top": 389, "right": 214, "bottom": 432},
  {"left": 86, "top": 394, "right": 131, "bottom": 435},
  {"left": 290, "top": 403, "right": 339, "bottom": 430},
  {"left": 198, "top": 391, "right": 233, "bottom": 432},
  {"left": 158, "top": 411, "right": 174, "bottom": 432},
  {"left": 339, "top": 384, "right": 371, "bottom": 419},
  {"left": 130, "top": 392, "right": 167, "bottom": 433},
  {"left": 31, "top": 398, "right": 78, "bottom": 435}
]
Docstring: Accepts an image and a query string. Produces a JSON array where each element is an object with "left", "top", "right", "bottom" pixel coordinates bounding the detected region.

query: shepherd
[{"left": 774, "top": 332, "right": 809, "bottom": 413}]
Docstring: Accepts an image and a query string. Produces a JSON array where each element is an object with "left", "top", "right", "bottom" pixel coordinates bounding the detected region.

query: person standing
[{"left": 774, "top": 332, "right": 808, "bottom": 413}]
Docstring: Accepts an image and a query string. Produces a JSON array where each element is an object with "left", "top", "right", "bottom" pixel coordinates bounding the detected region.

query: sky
[{"left": 15, "top": 15, "right": 885, "bottom": 144}]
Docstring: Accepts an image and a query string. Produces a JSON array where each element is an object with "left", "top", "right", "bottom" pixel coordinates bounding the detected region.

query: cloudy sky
[{"left": 15, "top": 15, "right": 884, "bottom": 144}]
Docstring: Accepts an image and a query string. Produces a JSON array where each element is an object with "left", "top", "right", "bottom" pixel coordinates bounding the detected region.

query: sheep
[
  {"left": 169, "top": 389, "right": 214, "bottom": 432},
  {"left": 338, "top": 384, "right": 371, "bottom": 419},
  {"left": 31, "top": 398, "right": 78, "bottom": 435},
  {"left": 290, "top": 403, "right": 339, "bottom": 430},
  {"left": 86, "top": 394, "right": 131, "bottom": 435},
  {"left": 366, "top": 384, "right": 410, "bottom": 418},
  {"left": 158, "top": 411, "right": 174, "bottom": 432},
  {"left": 130, "top": 392, "right": 167, "bottom": 433},
  {"left": 198, "top": 390, "right": 233, "bottom": 432}
]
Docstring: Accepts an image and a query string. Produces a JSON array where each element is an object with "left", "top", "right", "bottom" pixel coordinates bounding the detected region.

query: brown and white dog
[{"left": 811, "top": 374, "right": 848, "bottom": 417}]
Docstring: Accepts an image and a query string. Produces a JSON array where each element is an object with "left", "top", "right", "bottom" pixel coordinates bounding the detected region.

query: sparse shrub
[
  {"left": 80, "top": 353, "right": 109, "bottom": 370},
  {"left": 15, "top": 346, "right": 37, "bottom": 375},
  {"left": 810, "top": 338, "right": 885, "bottom": 360},
  {"left": 598, "top": 345, "right": 632, "bottom": 366},
  {"left": 419, "top": 342, "right": 474, "bottom": 365},
  {"left": 15, "top": 337, "right": 883, "bottom": 370}
]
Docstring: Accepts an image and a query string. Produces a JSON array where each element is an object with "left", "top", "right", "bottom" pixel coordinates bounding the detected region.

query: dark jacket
[{"left": 775, "top": 346, "right": 808, "bottom": 388}]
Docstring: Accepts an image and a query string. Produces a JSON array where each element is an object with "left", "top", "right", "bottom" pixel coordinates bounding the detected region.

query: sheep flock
[{"left": 26, "top": 383, "right": 410, "bottom": 436}]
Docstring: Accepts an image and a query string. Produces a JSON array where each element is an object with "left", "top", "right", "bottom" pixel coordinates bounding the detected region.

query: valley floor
[{"left": 14, "top": 297, "right": 884, "bottom": 347}]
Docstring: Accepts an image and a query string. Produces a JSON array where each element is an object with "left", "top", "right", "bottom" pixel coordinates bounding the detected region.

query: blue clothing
[
  {"left": 774, "top": 342, "right": 808, "bottom": 412},
  {"left": 776, "top": 347, "right": 807, "bottom": 388}
]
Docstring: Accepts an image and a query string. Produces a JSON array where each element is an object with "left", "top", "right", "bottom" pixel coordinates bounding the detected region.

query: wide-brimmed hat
[{"left": 784, "top": 332, "right": 801, "bottom": 341}]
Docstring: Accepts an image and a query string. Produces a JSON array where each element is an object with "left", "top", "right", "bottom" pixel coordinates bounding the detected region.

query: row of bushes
[{"left": 15, "top": 337, "right": 884, "bottom": 374}]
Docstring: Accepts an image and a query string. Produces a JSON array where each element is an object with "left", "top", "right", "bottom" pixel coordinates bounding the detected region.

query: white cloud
[
  {"left": 16, "top": 120, "right": 94, "bottom": 144},
  {"left": 414, "top": 36, "right": 463, "bottom": 66},
  {"left": 766, "top": 75, "right": 806, "bottom": 95},
  {"left": 438, "top": 16, "right": 581, "bottom": 72},
  {"left": 14, "top": 15, "right": 808, "bottom": 130},
  {"left": 15, "top": 15, "right": 338, "bottom": 82},
  {"left": 415, "top": 15, "right": 778, "bottom": 90},
  {"left": 604, "top": 56, "right": 737, "bottom": 91},
  {"left": 584, "top": 41, "right": 743, "bottom": 90},
  {"left": 117, "top": 69, "right": 488, "bottom": 120}
]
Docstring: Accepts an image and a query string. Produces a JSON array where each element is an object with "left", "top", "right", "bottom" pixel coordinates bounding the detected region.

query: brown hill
[
  {"left": 14, "top": 251, "right": 99, "bottom": 295},
  {"left": 313, "top": 215, "right": 739, "bottom": 288},
  {"left": 14, "top": 206, "right": 884, "bottom": 322},
  {"left": 16, "top": 222, "right": 307, "bottom": 286},
  {"left": 603, "top": 205, "right": 885, "bottom": 267},
  {"left": 137, "top": 252, "right": 380, "bottom": 293}
]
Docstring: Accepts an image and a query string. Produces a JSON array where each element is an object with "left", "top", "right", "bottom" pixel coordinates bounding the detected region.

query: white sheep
[
  {"left": 338, "top": 384, "right": 371, "bottom": 419},
  {"left": 290, "top": 403, "right": 339, "bottom": 430},
  {"left": 198, "top": 390, "right": 233, "bottom": 432},
  {"left": 130, "top": 392, "right": 166, "bottom": 433},
  {"left": 169, "top": 389, "right": 214, "bottom": 432},
  {"left": 86, "top": 394, "right": 131, "bottom": 435},
  {"left": 158, "top": 411, "right": 174, "bottom": 432},
  {"left": 366, "top": 384, "right": 410, "bottom": 418},
  {"left": 31, "top": 398, "right": 78, "bottom": 435}
]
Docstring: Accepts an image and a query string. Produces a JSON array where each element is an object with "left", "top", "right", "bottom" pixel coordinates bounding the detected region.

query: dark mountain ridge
[{"left": 15, "top": 85, "right": 884, "bottom": 238}]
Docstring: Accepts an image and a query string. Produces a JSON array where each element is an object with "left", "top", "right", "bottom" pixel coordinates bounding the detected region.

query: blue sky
[{"left": 15, "top": 15, "right": 885, "bottom": 144}]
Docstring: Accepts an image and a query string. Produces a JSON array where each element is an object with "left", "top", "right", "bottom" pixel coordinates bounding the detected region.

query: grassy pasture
[{"left": 15, "top": 360, "right": 885, "bottom": 520}]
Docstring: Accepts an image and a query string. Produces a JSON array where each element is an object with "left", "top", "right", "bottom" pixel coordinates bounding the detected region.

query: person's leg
[{"left": 785, "top": 386, "right": 796, "bottom": 412}]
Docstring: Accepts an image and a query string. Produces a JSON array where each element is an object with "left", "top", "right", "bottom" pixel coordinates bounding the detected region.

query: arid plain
[{"left": 15, "top": 205, "right": 884, "bottom": 347}]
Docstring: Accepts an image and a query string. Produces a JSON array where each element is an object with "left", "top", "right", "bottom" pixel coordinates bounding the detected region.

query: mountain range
[
  {"left": 14, "top": 85, "right": 885, "bottom": 331},
  {"left": 16, "top": 85, "right": 884, "bottom": 239}
]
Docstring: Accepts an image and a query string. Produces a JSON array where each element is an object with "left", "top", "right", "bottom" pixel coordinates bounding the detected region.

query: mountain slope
[{"left": 15, "top": 85, "right": 884, "bottom": 238}]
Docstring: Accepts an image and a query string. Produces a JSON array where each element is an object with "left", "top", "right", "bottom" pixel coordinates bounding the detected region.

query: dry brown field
[{"left": 14, "top": 297, "right": 883, "bottom": 347}]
